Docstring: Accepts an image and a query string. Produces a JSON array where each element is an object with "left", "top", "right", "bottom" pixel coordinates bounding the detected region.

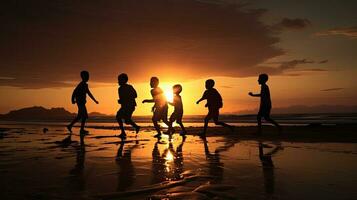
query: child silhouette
[
  {"left": 67, "top": 71, "right": 98, "bottom": 135},
  {"left": 249, "top": 74, "right": 281, "bottom": 134},
  {"left": 197, "top": 79, "right": 234, "bottom": 136},
  {"left": 166, "top": 84, "right": 186, "bottom": 136},
  {"left": 116, "top": 73, "right": 140, "bottom": 138},
  {"left": 142, "top": 77, "right": 169, "bottom": 138}
]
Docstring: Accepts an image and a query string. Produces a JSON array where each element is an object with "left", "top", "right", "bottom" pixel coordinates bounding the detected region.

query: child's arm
[
  {"left": 87, "top": 88, "right": 99, "bottom": 104},
  {"left": 143, "top": 89, "right": 155, "bottom": 103},
  {"left": 142, "top": 99, "right": 154, "bottom": 103},
  {"left": 168, "top": 102, "right": 175, "bottom": 106},
  {"left": 196, "top": 96, "right": 205, "bottom": 104},
  {"left": 248, "top": 92, "right": 261, "bottom": 97}
]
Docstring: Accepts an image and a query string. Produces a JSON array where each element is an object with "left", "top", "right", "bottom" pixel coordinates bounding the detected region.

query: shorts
[
  {"left": 169, "top": 111, "right": 183, "bottom": 123},
  {"left": 77, "top": 104, "right": 88, "bottom": 119},
  {"left": 152, "top": 105, "right": 168, "bottom": 122},
  {"left": 116, "top": 107, "right": 135, "bottom": 123},
  {"left": 205, "top": 107, "right": 219, "bottom": 121}
]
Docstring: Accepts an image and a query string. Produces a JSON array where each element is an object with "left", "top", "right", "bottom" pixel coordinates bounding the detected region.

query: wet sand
[
  {"left": 0, "top": 124, "right": 357, "bottom": 200},
  {"left": 89, "top": 123, "right": 357, "bottom": 143}
]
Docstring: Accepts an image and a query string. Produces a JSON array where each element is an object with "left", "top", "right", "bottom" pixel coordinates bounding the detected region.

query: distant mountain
[
  {"left": 233, "top": 105, "right": 357, "bottom": 114},
  {"left": 0, "top": 106, "right": 111, "bottom": 121},
  {"left": 0, "top": 106, "right": 75, "bottom": 121}
]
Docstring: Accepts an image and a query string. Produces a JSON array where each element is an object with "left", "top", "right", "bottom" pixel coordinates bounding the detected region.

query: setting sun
[{"left": 161, "top": 83, "right": 174, "bottom": 103}]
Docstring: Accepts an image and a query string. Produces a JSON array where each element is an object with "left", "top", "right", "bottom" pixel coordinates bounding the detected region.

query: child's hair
[
  {"left": 205, "top": 79, "right": 215, "bottom": 88},
  {"left": 173, "top": 84, "right": 182, "bottom": 94},
  {"left": 258, "top": 73, "right": 269, "bottom": 83},
  {"left": 118, "top": 73, "right": 128, "bottom": 85},
  {"left": 150, "top": 77, "right": 159, "bottom": 87},
  {"left": 80, "top": 70, "right": 89, "bottom": 80}
]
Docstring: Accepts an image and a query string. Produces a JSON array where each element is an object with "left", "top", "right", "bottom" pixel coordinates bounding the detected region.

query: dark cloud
[
  {"left": 220, "top": 85, "right": 233, "bottom": 89},
  {"left": 255, "top": 58, "right": 328, "bottom": 76},
  {"left": 1, "top": 0, "right": 285, "bottom": 88},
  {"left": 321, "top": 88, "right": 344, "bottom": 92},
  {"left": 316, "top": 26, "right": 357, "bottom": 38},
  {"left": 319, "top": 59, "right": 328, "bottom": 64},
  {"left": 274, "top": 59, "right": 314, "bottom": 70},
  {"left": 274, "top": 18, "right": 311, "bottom": 30}
]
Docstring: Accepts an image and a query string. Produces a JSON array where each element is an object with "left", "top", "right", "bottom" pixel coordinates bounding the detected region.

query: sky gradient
[{"left": 1, "top": 0, "right": 356, "bottom": 115}]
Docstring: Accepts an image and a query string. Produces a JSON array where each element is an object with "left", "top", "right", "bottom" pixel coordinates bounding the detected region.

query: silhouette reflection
[
  {"left": 201, "top": 136, "right": 238, "bottom": 183},
  {"left": 258, "top": 142, "right": 283, "bottom": 197},
  {"left": 151, "top": 136, "right": 186, "bottom": 184},
  {"left": 68, "top": 134, "right": 86, "bottom": 192},
  {"left": 116, "top": 140, "right": 139, "bottom": 191}
]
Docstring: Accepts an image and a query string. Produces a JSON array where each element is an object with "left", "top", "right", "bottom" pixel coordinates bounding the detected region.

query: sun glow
[{"left": 161, "top": 83, "right": 174, "bottom": 103}]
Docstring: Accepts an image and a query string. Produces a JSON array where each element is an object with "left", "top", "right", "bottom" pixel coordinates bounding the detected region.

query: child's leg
[
  {"left": 127, "top": 119, "right": 139, "bottom": 129},
  {"left": 203, "top": 115, "right": 209, "bottom": 135},
  {"left": 79, "top": 105, "right": 88, "bottom": 132},
  {"left": 213, "top": 109, "right": 233, "bottom": 130},
  {"left": 166, "top": 120, "right": 173, "bottom": 133},
  {"left": 117, "top": 117, "right": 125, "bottom": 134},
  {"left": 264, "top": 115, "right": 280, "bottom": 128},
  {"left": 153, "top": 120, "right": 161, "bottom": 135},
  {"left": 177, "top": 122, "right": 186, "bottom": 134},
  {"left": 152, "top": 110, "right": 161, "bottom": 136},
  {"left": 80, "top": 117, "right": 86, "bottom": 131},
  {"left": 68, "top": 116, "right": 80, "bottom": 128},
  {"left": 257, "top": 114, "right": 262, "bottom": 132}
]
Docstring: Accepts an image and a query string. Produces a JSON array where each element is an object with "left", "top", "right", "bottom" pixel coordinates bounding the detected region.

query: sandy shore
[{"left": 86, "top": 124, "right": 357, "bottom": 143}]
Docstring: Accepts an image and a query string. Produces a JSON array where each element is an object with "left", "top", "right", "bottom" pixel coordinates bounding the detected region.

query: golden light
[
  {"left": 164, "top": 149, "right": 174, "bottom": 172},
  {"left": 165, "top": 150, "right": 174, "bottom": 162},
  {"left": 164, "top": 88, "right": 173, "bottom": 103}
]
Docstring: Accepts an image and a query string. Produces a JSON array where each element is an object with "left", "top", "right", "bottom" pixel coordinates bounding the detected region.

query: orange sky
[{"left": 1, "top": 1, "right": 357, "bottom": 115}]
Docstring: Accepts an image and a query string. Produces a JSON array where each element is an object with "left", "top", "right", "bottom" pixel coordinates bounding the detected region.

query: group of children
[{"left": 67, "top": 71, "right": 280, "bottom": 138}]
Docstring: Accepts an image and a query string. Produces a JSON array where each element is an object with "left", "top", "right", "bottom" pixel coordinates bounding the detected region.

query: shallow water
[{"left": 0, "top": 125, "right": 357, "bottom": 200}]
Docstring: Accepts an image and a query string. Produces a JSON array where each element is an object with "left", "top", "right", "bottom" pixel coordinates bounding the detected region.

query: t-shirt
[
  {"left": 173, "top": 95, "right": 183, "bottom": 113},
  {"left": 119, "top": 84, "right": 137, "bottom": 108},
  {"left": 73, "top": 81, "right": 89, "bottom": 105},
  {"left": 151, "top": 87, "right": 167, "bottom": 108},
  {"left": 260, "top": 84, "right": 272, "bottom": 109},
  {"left": 202, "top": 88, "right": 223, "bottom": 109}
]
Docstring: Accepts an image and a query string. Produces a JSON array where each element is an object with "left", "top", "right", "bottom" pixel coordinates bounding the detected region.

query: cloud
[
  {"left": 255, "top": 58, "right": 328, "bottom": 76},
  {"left": 316, "top": 26, "right": 357, "bottom": 39},
  {"left": 274, "top": 18, "right": 311, "bottom": 30},
  {"left": 319, "top": 60, "right": 328, "bottom": 64},
  {"left": 321, "top": 88, "right": 344, "bottom": 92},
  {"left": 1, "top": 0, "right": 286, "bottom": 88},
  {"left": 274, "top": 59, "right": 314, "bottom": 70}
]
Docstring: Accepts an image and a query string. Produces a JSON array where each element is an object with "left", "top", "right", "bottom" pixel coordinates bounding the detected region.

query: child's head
[
  {"left": 150, "top": 77, "right": 159, "bottom": 88},
  {"left": 205, "top": 79, "right": 215, "bottom": 89},
  {"left": 118, "top": 73, "right": 128, "bottom": 85},
  {"left": 80, "top": 71, "right": 89, "bottom": 82},
  {"left": 173, "top": 84, "right": 182, "bottom": 95},
  {"left": 258, "top": 74, "right": 269, "bottom": 85}
]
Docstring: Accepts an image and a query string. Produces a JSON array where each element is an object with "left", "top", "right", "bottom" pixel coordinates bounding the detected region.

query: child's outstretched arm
[
  {"left": 142, "top": 99, "right": 154, "bottom": 103},
  {"left": 248, "top": 92, "right": 261, "bottom": 97},
  {"left": 196, "top": 91, "right": 208, "bottom": 104},
  {"left": 87, "top": 89, "right": 99, "bottom": 104},
  {"left": 196, "top": 95, "right": 205, "bottom": 104}
]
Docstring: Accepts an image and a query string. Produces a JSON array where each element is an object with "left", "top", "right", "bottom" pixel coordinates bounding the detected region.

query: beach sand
[{"left": 0, "top": 124, "right": 357, "bottom": 199}]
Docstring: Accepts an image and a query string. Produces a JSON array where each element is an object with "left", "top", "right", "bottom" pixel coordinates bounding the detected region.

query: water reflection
[
  {"left": 68, "top": 134, "right": 86, "bottom": 192},
  {"left": 258, "top": 141, "right": 283, "bottom": 197},
  {"left": 151, "top": 136, "right": 186, "bottom": 184},
  {"left": 201, "top": 136, "right": 237, "bottom": 184},
  {"left": 116, "top": 140, "right": 139, "bottom": 191}
]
